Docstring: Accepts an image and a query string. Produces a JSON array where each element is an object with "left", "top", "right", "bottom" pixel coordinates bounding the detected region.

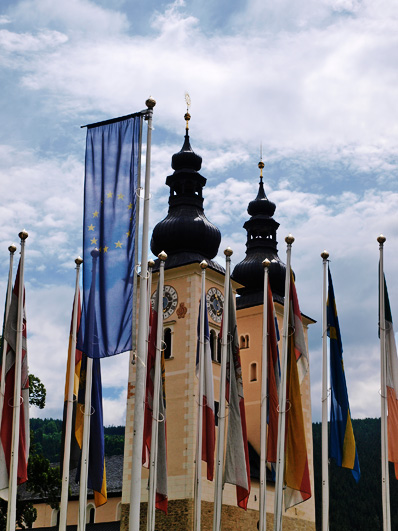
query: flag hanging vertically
[
  {"left": 266, "top": 282, "right": 280, "bottom": 466},
  {"left": 60, "top": 292, "right": 83, "bottom": 474},
  {"left": 284, "top": 270, "right": 311, "bottom": 509},
  {"left": 143, "top": 287, "right": 168, "bottom": 513},
  {"left": 223, "top": 283, "right": 251, "bottom": 510},
  {"left": 0, "top": 261, "right": 29, "bottom": 500},
  {"left": 327, "top": 266, "right": 360, "bottom": 482},
  {"left": 196, "top": 302, "right": 215, "bottom": 481},
  {"left": 382, "top": 276, "right": 398, "bottom": 479},
  {"left": 78, "top": 115, "right": 142, "bottom": 358},
  {"left": 75, "top": 353, "right": 107, "bottom": 507}
]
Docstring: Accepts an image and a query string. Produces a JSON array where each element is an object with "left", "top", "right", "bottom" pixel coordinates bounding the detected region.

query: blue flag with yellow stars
[
  {"left": 327, "top": 265, "right": 360, "bottom": 482},
  {"left": 78, "top": 115, "right": 142, "bottom": 358}
]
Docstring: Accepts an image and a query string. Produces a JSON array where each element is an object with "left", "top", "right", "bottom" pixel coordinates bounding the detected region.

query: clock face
[
  {"left": 151, "top": 285, "right": 178, "bottom": 319},
  {"left": 206, "top": 287, "right": 224, "bottom": 323}
]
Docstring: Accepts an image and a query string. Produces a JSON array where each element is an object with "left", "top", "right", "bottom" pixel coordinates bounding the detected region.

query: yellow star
[
  {"left": 88, "top": 224, "right": 95, "bottom": 231},
  {"left": 91, "top": 237, "right": 97, "bottom": 245},
  {"left": 126, "top": 230, "right": 131, "bottom": 237},
  {"left": 103, "top": 246, "right": 108, "bottom": 253},
  {"left": 128, "top": 203, "right": 133, "bottom": 210},
  {"left": 118, "top": 193, "right": 124, "bottom": 200},
  {"left": 107, "top": 192, "right": 113, "bottom": 198},
  {"left": 93, "top": 211, "right": 99, "bottom": 218},
  {"left": 115, "top": 241, "right": 122, "bottom": 248}
]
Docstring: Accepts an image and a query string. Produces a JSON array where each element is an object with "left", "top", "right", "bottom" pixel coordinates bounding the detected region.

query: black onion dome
[
  {"left": 151, "top": 125, "right": 222, "bottom": 272},
  {"left": 232, "top": 169, "right": 286, "bottom": 308}
]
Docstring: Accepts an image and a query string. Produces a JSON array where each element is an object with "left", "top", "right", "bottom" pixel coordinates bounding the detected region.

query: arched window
[
  {"left": 216, "top": 335, "right": 222, "bottom": 363},
  {"left": 164, "top": 327, "right": 172, "bottom": 359},
  {"left": 245, "top": 334, "right": 250, "bottom": 348},
  {"left": 250, "top": 362, "right": 257, "bottom": 382},
  {"left": 87, "top": 503, "right": 96, "bottom": 524},
  {"left": 240, "top": 335, "right": 246, "bottom": 349},
  {"left": 210, "top": 329, "right": 217, "bottom": 362}
]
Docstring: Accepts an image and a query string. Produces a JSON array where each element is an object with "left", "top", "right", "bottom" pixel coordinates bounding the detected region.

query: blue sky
[{"left": 0, "top": 0, "right": 397, "bottom": 425}]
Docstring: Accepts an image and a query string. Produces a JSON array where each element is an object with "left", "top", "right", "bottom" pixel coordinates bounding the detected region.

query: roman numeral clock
[
  {"left": 151, "top": 284, "right": 178, "bottom": 319},
  {"left": 206, "top": 287, "right": 224, "bottom": 323}
]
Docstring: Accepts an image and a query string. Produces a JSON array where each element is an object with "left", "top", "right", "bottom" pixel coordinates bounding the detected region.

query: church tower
[{"left": 233, "top": 162, "right": 316, "bottom": 529}]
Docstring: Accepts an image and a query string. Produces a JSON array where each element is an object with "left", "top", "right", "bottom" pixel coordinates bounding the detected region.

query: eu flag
[
  {"left": 78, "top": 116, "right": 141, "bottom": 358},
  {"left": 327, "top": 265, "right": 360, "bottom": 482}
]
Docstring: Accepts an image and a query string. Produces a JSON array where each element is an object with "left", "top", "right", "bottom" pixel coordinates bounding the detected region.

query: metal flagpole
[
  {"left": 321, "top": 251, "right": 329, "bottom": 531},
  {"left": 147, "top": 252, "right": 167, "bottom": 531},
  {"left": 6, "top": 230, "right": 28, "bottom": 531},
  {"left": 259, "top": 258, "right": 270, "bottom": 531},
  {"left": 378, "top": 234, "right": 391, "bottom": 531},
  {"left": 130, "top": 97, "right": 156, "bottom": 531},
  {"left": 213, "top": 247, "right": 233, "bottom": 531},
  {"left": 59, "top": 257, "right": 83, "bottom": 531},
  {"left": 194, "top": 260, "right": 208, "bottom": 531},
  {"left": 273, "top": 234, "right": 294, "bottom": 531},
  {"left": 0, "top": 244, "right": 17, "bottom": 420}
]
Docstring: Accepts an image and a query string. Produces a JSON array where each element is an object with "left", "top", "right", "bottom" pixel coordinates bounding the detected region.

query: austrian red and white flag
[
  {"left": 0, "top": 261, "right": 29, "bottom": 500},
  {"left": 223, "top": 283, "right": 251, "bottom": 509},
  {"left": 196, "top": 302, "right": 215, "bottom": 481}
]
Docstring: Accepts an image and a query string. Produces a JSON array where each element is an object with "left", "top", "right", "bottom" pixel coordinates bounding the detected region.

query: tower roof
[
  {"left": 232, "top": 161, "right": 286, "bottom": 307},
  {"left": 150, "top": 112, "right": 222, "bottom": 272}
]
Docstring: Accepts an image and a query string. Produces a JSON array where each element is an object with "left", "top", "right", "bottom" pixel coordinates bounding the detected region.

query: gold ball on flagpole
[
  {"left": 262, "top": 258, "right": 271, "bottom": 269},
  {"left": 75, "top": 256, "right": 83, "bottom": 266},
  {"left": 146, "top": 97, "right": 156, "bottom": 109},
  {"left": 200, "top": 260, "right": 208, "bottom": 269},
  {"left": 224, "top": 247, "right": 233, "bottom": 257},
  {"left": 158, "top": 251, "right": 167, "bottom": 261},
  {"left": 91, "top": 248, "right": 100, "bottom": 259},
  {"left": 285, "top": 234, "right": 294, "bottom": 245},
  {"left": 19, "top": 230, "right": 28, "bottom": 241},
  {"left": 321, "top": 250, "right": 329, "bottom": 260},
  {"left": 148, "top": 259, "right": 155, "bottom": 268},
  {"left": 8, "top": 244, "right": 17, "bottom": 254},
  {"left": 377, "top": 234, "right": 386, "bottom": 244}
]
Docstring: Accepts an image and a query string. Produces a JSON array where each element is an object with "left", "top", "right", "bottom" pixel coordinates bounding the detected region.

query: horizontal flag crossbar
[{"left": 81, "top": 109, "right": 148, "bottom": 129}]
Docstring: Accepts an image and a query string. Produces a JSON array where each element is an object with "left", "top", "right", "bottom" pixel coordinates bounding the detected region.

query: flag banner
[
  {"left": 75, "top": 354, "right": 107, "bottom": 507},
  {"left": 284, "top": 270, "right": 311, "bottom": 509},
  {"left": 223, "top": 283, "right": 251, "bottom": 510},
  {"left": 382, "top": 276, "right": 398, "bottom": 479},
  {"left": 78, "top": 115, "right": 141, "bottom": 358},
  {"left": 0, "top": 261, "right": 29, "bottom": 500},
  {"left": 266, "top": 283, "right": 280, "bottom": 466},
  {"left": 60, "top": 292, "right": 83, "bottom": 475},
  {"left": 196, "top": 302, "right": 215, "bottom": 481},
  {"left": 143, "top": 286, "right": 168, "bottom": 513},
  {"left": 328, "top": 266, "right": 360, "bottom": 482}
]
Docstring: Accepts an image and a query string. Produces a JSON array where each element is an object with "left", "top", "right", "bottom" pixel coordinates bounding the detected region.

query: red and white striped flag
[
  {"left": 0, "top": 261, "right": 29, "bottom": 500},
  {"left": 223, "top": 283, "right": 251, "bottom": 509}
]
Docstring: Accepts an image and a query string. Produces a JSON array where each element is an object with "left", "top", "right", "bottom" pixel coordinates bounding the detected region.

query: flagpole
[
  {"left": 6, "top": 230, "right": 28, "bottom": 531},
  {"left": 213, "top": 247, "right": 233, "bottom": 531},
  {"left": 130, "top": 97, "right": 156, "bottom": 531},
  {"left": 194, "top": 260, "right": 208, "bottom": 531},
  {"left": 273, "top": 234, "right": 294, "bottom": 531},
  {"left": 59, "top": 257, "right": 83, "bottom": 531},
  {"left": 0, "top": 244, "right": 17, "bottom": 420},
  {"left": 147, "top": 251, "right": 166, "bottom": 531},
  {"left": 259, "top": 258, "right": 270, "bottom": 531},
  {"left": 321, "top": 250, "right": 329, "bottom": 531},
  {"left": 378, "top": 234, "right": 391, "bottom": 531}
]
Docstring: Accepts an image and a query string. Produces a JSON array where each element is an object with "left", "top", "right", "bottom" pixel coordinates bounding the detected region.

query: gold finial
[
  {"left": 91, "top": 248, "right": 100, "bottom": 258},
  {"left": 377, "top": 234, "right": 386, "bottom": 244},
  {"left": 200, "top": 260, "right": 208, "bottom": 269},
  {"left": 224, "top": 247, "right": 233, "bottom": 257},
  {"left": 148, "top": 259, "right": 155, "bottom": 269},
  {"left": 262, "top": 258, "right": 271, "bottom": 269},
  {"left": 19, "top": 230, "right": 28, "bottom": 241},
  {"left": 285, "top": 234, "right": 295, "bottom": 245},
  {"left": 8, "top": 244, "right": 17, "bottom": 254},
  {"left": 321, "top": 250, "right": 329, "bottom": 260},
  {"left": 258, "top": 143, "right": 265, "bottom": 180},
  {"left": 185, "top": 92, "right": 191, "bottom": 130},
  {"left": 75, "top": 256, "right": 83, "bottom": 266},
  {"left": 158, "top": 251, "right": 167, "bottom": 261},
  {"left": 145, "top": 97, "right": 156, "bottom": 109}
]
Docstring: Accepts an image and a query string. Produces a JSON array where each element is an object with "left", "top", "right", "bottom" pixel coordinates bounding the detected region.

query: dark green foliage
[
  {"left": 313, "top": 418, "right": 398, "bottom": 530},
  {"left": 28, "top": 374, "right": 46, "bottom": 409}
]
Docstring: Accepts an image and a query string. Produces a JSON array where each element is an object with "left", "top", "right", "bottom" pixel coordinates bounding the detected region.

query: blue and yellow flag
[
  {"left": 78, "top": 115, "right": 142, "bottom": 358},
  {"left": 327, "top": 265, "right": 360, "bottom": 482}
]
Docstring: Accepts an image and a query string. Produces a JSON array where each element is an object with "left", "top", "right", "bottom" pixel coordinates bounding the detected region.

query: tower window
[
  {"left": 164, "top": 327, "right": 173, "bottom": 359},
  {"left": 240, "top": 334, "right": 250, "bottom": 349},
  {"left": 86, "top": 504, "right": 96, "bottom": 524},
  {"left": 250, "top": 362, "right": 258, "bottom": 382},
  {"left": 245, "top": 334, "right": 250, "bottom": 348},
  {"left": 210, "top": 329, "right": 217, "bottom": 361}
]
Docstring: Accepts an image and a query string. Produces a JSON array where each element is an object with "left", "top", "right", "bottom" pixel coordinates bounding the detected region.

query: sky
[{"left": 0, "top": 0, "right": 397, "bottom": 426}]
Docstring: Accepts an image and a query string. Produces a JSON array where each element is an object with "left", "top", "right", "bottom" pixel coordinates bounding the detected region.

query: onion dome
[
  {"left": 150, "top": 111, "right": 222, "bottom": 272},
  {"left": 232, "top": 160, "right": 286, "bottom": 308}
]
